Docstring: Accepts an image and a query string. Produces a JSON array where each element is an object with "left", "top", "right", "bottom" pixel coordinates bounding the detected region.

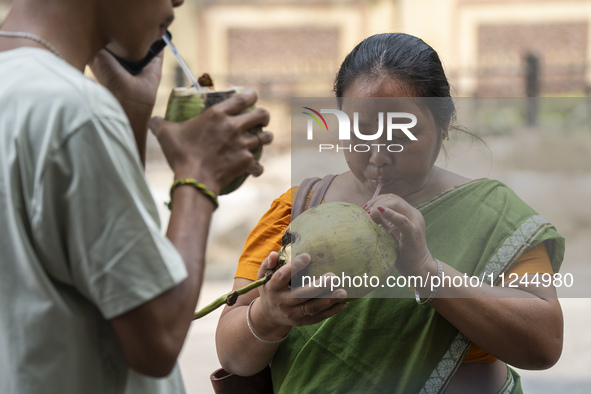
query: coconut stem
[
  {"left": 192, "top": 275, "right": 270, "bottom": 320},
  {"left": 193, "top": 250, "right": 288, "bottom": 320}
]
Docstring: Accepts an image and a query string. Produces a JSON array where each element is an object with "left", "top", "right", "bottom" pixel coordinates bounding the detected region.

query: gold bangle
[{"left": 166, "top": 178, "right": 219, "bottom": 210}]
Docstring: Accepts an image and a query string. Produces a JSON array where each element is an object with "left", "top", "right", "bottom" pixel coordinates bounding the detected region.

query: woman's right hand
[
  {"left": 250, "top": 252, "right": 348, "bottom": 340},
  {"left": 366, "top": 194, "right": 434, "bottom": 278},
  {"left": 216, "top": 252, "right": 347, "bottom": 375},
  {"left": 148, "top": 90, "right": 272, "bottom": 194}
]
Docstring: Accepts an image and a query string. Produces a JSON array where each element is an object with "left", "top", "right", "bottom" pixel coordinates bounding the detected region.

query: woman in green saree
[{"left": 215, "top": 33, "right": 564, "bottom": 393}]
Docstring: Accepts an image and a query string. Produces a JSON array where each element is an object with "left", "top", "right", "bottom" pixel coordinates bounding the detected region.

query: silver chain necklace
[{"left": 0, "top": 31, "right": 62, "bottom": 59}]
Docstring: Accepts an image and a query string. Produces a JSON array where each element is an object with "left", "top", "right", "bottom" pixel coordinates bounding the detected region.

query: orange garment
[
  {"left": 234, "top": 187, "right": 554, "bottom": 364},
  {"left": 235, "top": 187, "right": 297, "bottom": 281}
]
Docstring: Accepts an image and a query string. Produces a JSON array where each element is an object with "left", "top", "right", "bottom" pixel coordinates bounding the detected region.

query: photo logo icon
[{"left": 302, "top": 107, "right": 329, "bottom": 138}]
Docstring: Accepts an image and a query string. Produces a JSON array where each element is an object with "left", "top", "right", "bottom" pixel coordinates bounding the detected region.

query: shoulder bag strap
[
  {"left": 307, "top": 174, "right": 337, "bottom": 209},
  {"left": 291, "top": 177, "right": 320, "bottom": 221},
  {"left": 291, "top": 174, "right": 337, "bottom": 221}
]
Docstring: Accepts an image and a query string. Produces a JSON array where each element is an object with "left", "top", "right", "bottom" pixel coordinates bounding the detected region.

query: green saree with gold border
[{"left": 271, "top": 179, "right": 565, "bottom": 394}]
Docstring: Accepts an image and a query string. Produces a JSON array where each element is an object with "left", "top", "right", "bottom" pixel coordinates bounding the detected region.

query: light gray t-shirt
[{"left": 0, "top": 48, "right": 188, "bottom": 394}]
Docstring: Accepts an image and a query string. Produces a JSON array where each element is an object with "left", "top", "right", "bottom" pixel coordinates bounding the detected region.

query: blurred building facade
[
  {"left": 167, "top": 0, "right": 591, "bottom": 98},
  {"left": 159, "top": 0, "right": 591, "bottom": 143},
  {"left": 0, "top": 0, "right": 10, "bottom": 21},
  {"left": 2, "top": 0, "right": 590, "bottom": 98},
  {"left": 2, "top": 0, "right": 590, "bottom": 140}
]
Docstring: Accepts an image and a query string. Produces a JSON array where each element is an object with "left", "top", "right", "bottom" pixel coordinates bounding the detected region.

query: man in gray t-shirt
[{"left": 0, "top": 0, "right": 272, "bottom": 393}]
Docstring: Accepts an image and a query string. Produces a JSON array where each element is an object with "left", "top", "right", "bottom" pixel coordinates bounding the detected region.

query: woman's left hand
[{"left": 365, "top": 194, "right": 434, "bottom": 277}]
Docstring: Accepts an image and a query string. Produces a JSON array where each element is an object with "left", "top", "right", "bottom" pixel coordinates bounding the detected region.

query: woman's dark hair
[{"left": 334, "top": 33, "right": 455, "bottom": 132}]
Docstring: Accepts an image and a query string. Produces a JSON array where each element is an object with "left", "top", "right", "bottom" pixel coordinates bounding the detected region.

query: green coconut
[
  {"left": 164, "top": 86, "right": 263, "bottom": 195},
  {"left": 191, "top": 201, "right": 398, "bottom": 320},
  {"left": 281, "top": 201, "right": 399, "bottom": 299}
]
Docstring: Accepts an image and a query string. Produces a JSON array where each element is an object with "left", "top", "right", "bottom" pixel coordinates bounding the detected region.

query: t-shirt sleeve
[
  {"left": 31, "top": 116, "right": 187, "bottom": 320},
  {"left": 235, "top": 187, "right": 296, "bottom": 281}
]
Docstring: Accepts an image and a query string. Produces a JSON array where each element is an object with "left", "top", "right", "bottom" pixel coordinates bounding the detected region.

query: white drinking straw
[{"left": 162, "top": 34, "right": 202, "bottom": 92}]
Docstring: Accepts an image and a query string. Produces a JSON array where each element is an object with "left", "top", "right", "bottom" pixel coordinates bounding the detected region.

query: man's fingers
[
  {"left": 88, "top": 49, "right": 119, "bottom": 73},
  {"left": 254, "top": 130, "right": 273, "bottom": 146},
  {"left": 148, "top": 116, "right": 165, "bottom": 138},
  {"left": 142, "top": 51, "right": 164, "bottom": 75},
  {"left": 235, "top": 107, "right": 270, "bottom": 131},
  {"left": 247, "top": 162, "right": 264, "bottom": 177},
  {"left": 215, "top": 89, "right": 258, "bottom": 115},
  {"left": 244, "top": 130, "right": 273, "bottom": 151}
]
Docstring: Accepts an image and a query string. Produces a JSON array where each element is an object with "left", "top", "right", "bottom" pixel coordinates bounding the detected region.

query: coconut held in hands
[
  {"left": 164, "top": 74, "right": 263, "bottom": 195},
  {"left": 281, "top": 201, "right": 399, "bottom": 299}
]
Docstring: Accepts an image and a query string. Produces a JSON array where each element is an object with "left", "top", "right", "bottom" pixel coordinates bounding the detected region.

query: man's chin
[
  {"left": 110, "top": 37, "right": 161, "bottom": 58},
  {"left": 105, "top": 47, "right": 149, "bottom": 63}
]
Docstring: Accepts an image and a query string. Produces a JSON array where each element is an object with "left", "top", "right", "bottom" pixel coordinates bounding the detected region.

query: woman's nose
[{"left": 369, "top": 147, "right": 392, "bottom": 167}]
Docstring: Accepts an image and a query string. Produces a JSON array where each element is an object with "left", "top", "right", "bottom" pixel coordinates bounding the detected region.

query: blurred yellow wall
[
  {"left": 2, "top": 0, "right": 590, "bottom": 142},
  {"left": 0, "top": 1, "right": 10, "bottom": 21},
  {"left": 154, "top": 0, "right": 591, "bottom": 144}
]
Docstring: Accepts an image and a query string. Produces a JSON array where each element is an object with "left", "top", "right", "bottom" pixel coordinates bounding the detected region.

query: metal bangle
[
  {"left": 246, "top": 298, "right": 289, "bottom": 344},
  {"left": 415, "top": 259, "right": 443, "bottom": 305}
]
